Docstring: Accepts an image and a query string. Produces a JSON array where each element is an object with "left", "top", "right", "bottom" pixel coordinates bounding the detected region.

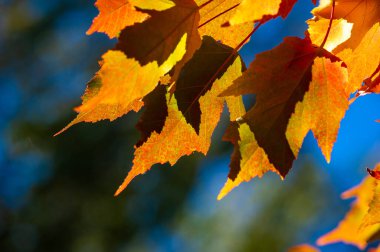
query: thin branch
[
  {"left": 180, "top": 22, "right": 262, "bottom": 119},
  {"left": 198, "top": 0, "right": 214, "bottom": 9},
  {"left": 320, "top": 0, "right": 336, "bottom": 49},
  {"left": 198, "top": 3, "right": 240, "bottom": 28}
]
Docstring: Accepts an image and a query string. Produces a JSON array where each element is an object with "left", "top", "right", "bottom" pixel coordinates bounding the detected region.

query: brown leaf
[
  {"left": 115, "top": 56, "right": 246, "bottom": 196},
  {"left": 174, "top": 36, "right": 242, "bottom": 133},
  {"left": 220, "top": 36, "right": 344, "bottom": 177},
  {"left": 115, "top": 0, "right": 201, "bottom": 73}
]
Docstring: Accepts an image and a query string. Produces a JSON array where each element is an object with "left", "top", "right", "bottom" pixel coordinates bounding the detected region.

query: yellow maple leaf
[
  {"left": 313, "top": 0, "right": 380, "bottom": 50},
  {"left": 229, "top": 0, "right": 281, "bottom": 25},
  {"left": 217, "top": 123, "right": 279, "bottom": 200},
  {"left": 317, "top": 164, "right": 380, "bottom": 249},
  {"left": 307, "top": 18, "right": 353, "bottom": 51},
  {"left": 196, "top": 0, "right": 254, "bottom": 47},
  {"left": 56, "top": 34, "right": 187, "bottom": 135},
  {"left": 337, "top": 23, "right": 380, "bottom": 94},
  {"left": 115, "top": 57, "right": 245, "bottom": 196},
  {"left": 87, "top": 0, "right": 175, "bottom": 38},
  {"left": 286, "top": 57, "right": 349, "bottom": 162},
  {"left": 361, "top": 167, "right": 380, "bottom": 229}
]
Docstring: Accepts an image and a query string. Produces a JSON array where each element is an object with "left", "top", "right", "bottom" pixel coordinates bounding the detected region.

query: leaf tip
[
  {"left": 54, "top": 118, "right": 80, "bottom": 137},
  {"left": 114, "top": 187, "right": 123, "bottom": 197},
  {"left": 217, "top": 192, "right": 226, "bottom": 201},
  {"left": 53, "top": 124, "right": 72, "bottom": 137},
  {"left": 367, "top": 167, "right": 380, "bottom": 180},
  {"left": 114, "top": 172, "right": 136, "bottom": 196}
]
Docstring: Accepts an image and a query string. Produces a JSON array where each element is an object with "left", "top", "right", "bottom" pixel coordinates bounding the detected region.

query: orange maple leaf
[
  {"left": 115, "top": 45, "right": 246, "bottom": 195},
  {"left": 56, "top": 35, "right": 187, "bottom": 135},
  {"left": 86, "top": 0, "right": 148, "bottom": 38}
]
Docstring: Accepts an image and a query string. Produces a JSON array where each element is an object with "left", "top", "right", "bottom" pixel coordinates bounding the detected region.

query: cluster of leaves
[{"left": 58, "top": 0, "right": 380, "bottom": 249}]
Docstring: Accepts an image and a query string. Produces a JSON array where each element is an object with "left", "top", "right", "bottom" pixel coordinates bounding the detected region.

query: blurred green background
[{"left": 1, "top": 0, "right": 380, "bottom": 251}]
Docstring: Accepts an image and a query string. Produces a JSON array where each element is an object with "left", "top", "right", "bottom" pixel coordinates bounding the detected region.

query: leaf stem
[
  {"left": 363, "top": 63, "right": 380, "bottom": 91},
  {"left": 320, "top": 0, "right": 336, "bottom": 49},
  {"left": 198, "top": 0, "right": 215, "bottom": 9},
  {"left": 181, "top": 22, "right": 262, "bottom": 118}
]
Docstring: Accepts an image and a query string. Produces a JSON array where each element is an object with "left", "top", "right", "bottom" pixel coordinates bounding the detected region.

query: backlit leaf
[
  {"left": 317, "top": 164, "right": 380, "bottom": 249},
  {"left": 313, "top": 0, "right": 380, "bottom": 50},
  {"left": 174, "top": 36, "right": 241, "bottom": 132},
  {"left": 115, "top": 55, "right": 245, "bottom": 195},
  {"left": 228, "top": 0, "right": 298, "bottom": 25},
  {"left": 286, "top": 57, "right": 349, "bottom": 163},
  {"left": 307, "top": 18, "right": 352, "bottom": 51},
  {"left": 337, "top": 23, "right": 380, "bottom": 94},
  {"left": 196, "top": 0, "right": 254, "bottom": 47},
  {"left": 56, "top": 34, "right": 187, "bottom": 135},
  {"left": 115, "top": 0, "right": 202, "bottom": 80},
  {"left": 217, "top": 122, "right": 278, "bottom": 200},
  {"left": 87, "top": 0, "right": 148, "bottom": 38},
  {"left": 220, "top": 36, "right": 344, "bottom": 178}
]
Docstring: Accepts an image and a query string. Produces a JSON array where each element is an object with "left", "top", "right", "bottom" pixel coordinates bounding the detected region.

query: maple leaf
[
  {"left": 60, "top": 0, "right": 380, "bottom": 218},
  {"left": 174, "top": 36, "right": 242, "bottom": 133},
  {"left": 196, "top": 0, "right": 254, "bottom": 47},
  {"left": 135, "top": 84, "right": 168, "bottom": 147},
  {"left": 218, "top": 122, "right": 278, "bottom": 200},
  {"left": 219, "top": 52, "right": 349, "bottom": 199},
  {"left": 317, "top": 164, "right": 380, "bottom": 249},
  {"left": 313, "top": 0, "right": 380, "bottom": 51},
  {"left": 56, "top": 35, "right": 187, "bottom": 135},
  {"left": 228, "top": 0, "right": 298, "bottom": 26},
  {"left": 115, "top": 0, "right": 202, "bottom": 81},
  {"left": 220, "top": 36, "right": 346, "bottom": 179},
  {"left": 286, "top": 57, "right": 349, "bottom": 162},
  {"left": 86, "top": 0, "right": 148, "bottom": 38},
  {"left": 307, "top": 18, "right": 353, "bottom": 52},
  {"left": 337, "top": 23, "right": 380, "bottom": 94},
  {"left": 114, "top": 39, "right": 246, "bottom": 195}
]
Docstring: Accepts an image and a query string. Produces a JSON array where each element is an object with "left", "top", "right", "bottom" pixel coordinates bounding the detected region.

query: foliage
[{"left": 57, "top": 0, "right": 380, "bottom": 250}]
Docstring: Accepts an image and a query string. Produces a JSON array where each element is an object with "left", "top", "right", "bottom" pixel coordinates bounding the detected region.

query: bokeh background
[{"left": 1, "top": 0, "right": 380, "bottom": 251}]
